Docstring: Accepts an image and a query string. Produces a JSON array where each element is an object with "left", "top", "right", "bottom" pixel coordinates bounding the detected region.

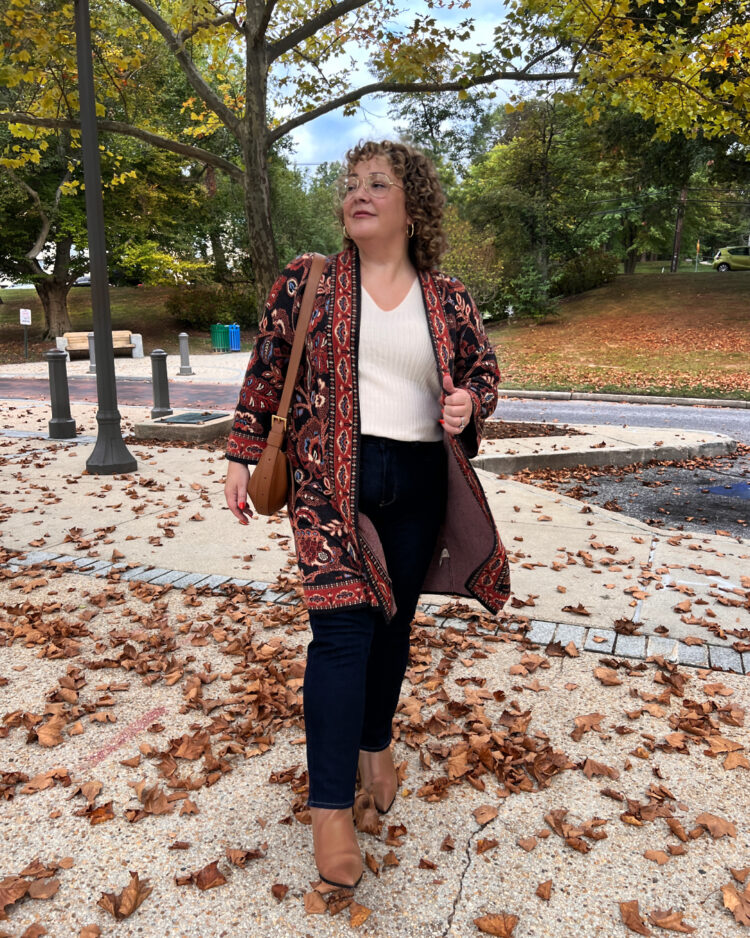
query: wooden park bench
[{"left": 55, "top": 330, "right": 144, "bottom": 360}]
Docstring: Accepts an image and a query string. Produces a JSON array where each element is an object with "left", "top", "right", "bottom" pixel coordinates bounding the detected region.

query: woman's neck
[{"left": 357, "top": 242, "right": 415, "bottom": 282}]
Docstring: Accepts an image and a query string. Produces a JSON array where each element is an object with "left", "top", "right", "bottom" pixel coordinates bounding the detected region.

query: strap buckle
[{"left": 271, "top": 414, "right": 287, "bottom": 430}]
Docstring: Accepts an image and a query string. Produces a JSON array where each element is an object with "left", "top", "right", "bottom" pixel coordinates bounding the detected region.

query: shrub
[
  {"left": 551, "top": 248, "right": 620, "bottom": 297},
  {"left": 502, "top": 262, "right": 559, "bottom": 322},
  {"left": 165, "top": 285, "right": 259, "bottom": 331}
]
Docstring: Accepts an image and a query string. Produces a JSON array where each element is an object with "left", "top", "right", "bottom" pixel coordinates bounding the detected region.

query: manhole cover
[
  {"left": 708, "top": 482, "right": 750, "bottom": 500},
  {"left": 158, "top": 411, "right": 229, "bottom": 425}
]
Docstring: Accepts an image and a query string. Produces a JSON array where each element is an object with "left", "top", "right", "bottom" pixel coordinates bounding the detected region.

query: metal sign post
[{"left": 20, "top": 308, "right": 31, "bottom": 360}]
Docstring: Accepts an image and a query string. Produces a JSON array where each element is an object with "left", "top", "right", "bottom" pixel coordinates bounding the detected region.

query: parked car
[
  {"left": 73, "top": 275, "right": 92, "bottom": 286},
  {"left": 713, "top": 245, "right": 750, "bottom": 271}
]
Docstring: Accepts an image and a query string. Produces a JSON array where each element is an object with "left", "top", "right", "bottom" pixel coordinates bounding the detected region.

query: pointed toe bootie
[
  {"left": 358, "top": 747, "right": 398, "bottom": 815},
  {"left": 310, "top": 807, "right": 363, "bottom": 889}
]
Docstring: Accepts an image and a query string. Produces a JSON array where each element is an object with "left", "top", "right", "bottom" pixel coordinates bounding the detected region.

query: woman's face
[{"left": 341, "top": 156, "right": 412, "bottom": 250}]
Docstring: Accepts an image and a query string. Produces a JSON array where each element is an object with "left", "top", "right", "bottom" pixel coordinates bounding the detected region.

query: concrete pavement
[
  {"left": 0, "top": 395, "right": 746, "bottom": 673},
  {"left": 1, "top": 385, "right": 749, "bottom": 938}
]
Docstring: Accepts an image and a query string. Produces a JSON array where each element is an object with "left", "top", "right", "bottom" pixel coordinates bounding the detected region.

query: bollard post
[
  {"left": 178, "top": 332, "right": 194, "bottom": 375},
  {"left": 46, "top": 349, "right": 77, "bottom": 439},
  {"left": 87, "top": 331, "right": 96, "bottom": 374},
  {"left": 150, "top": 349, "right": 173, "bottom": 419}
]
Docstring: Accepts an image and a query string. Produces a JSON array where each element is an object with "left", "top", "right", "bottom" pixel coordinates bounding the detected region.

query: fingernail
[
  {"left": 238, "top": 502, "right": 246, "bottom": 510},
  {"left": 438, "top": 419, "right": 444, "bottom": 425},
  {"left": 240, "top": 519, "right": 249, "bottom": 525}
]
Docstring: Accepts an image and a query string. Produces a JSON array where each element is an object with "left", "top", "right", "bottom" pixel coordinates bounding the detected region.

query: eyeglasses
[{"left": 336, "top": 172, "right": 404, "bottom": 201}]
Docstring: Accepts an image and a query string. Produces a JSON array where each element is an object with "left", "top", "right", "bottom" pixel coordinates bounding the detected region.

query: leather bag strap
[{"left": 274, "top": 253, "right": 327, "bottom": 427}]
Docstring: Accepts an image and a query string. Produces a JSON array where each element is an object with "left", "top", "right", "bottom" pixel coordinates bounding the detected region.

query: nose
[{"left": 352, "top": 182, "right": 371, "bottom": 202}]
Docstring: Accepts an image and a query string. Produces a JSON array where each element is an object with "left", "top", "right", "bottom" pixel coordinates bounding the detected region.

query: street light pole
[{"left": 74, "top": 0, "right": 136, "bottom": 474}]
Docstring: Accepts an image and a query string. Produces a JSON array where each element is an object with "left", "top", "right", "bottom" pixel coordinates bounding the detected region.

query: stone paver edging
[{"left": 6, "top": 549, "right": 747, "bottom": 676}]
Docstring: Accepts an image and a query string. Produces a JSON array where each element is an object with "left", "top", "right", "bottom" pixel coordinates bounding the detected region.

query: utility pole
[{"left": 74, "top": 0, "right": 136, "bottom": 473}]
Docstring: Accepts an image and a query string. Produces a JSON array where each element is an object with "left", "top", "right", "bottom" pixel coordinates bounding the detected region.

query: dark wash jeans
[{"left": 304, "top": 435, "right": 448, "bottom": 808}]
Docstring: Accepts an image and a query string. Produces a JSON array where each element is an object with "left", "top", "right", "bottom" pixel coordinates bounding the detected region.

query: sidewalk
[{"left": 0, "top": 394, "right": 748, "bottom": 937}]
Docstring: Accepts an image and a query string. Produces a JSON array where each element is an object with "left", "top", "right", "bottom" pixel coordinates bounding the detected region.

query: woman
[{"left": 224, "top": 140, "right": 510, "bottom": 889}]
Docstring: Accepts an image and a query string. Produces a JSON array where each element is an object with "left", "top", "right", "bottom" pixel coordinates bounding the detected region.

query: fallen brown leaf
[
  {"left": 536, "top": 880, "right": 552, "bottom": 900},
  {"left": 620, "top": 900, "right": 652, "bottom": 935},
  {"left": 474, "top": 912, "right": 519, "bottom": 936},
  {"left": 594, "top": 667, "right": 622, "bottom": 687},
  {"left": 304, "top": 891, "right": 327, "bottom": 914},
  {"left": 695, "top": 812, "right": 736, "bottom": 839},
  {"left": 647, "top": 908, "right": 696, "bottom": 933},
  {"left": 473, "top": 805, "right": 498, "bottom": 826},
  {"left": 98, "top": 871, "right": 152, "bottom": 920},
  {"left": 722, "top": 882, "right": 750, "bottom": 926},
  {"left": 349, "top": 901, "right": 372, "bottom": 927}
]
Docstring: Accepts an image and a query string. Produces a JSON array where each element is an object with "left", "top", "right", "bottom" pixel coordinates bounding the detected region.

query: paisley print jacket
[{"left": 226, "top": 249, "right": 510, "bottom": 618}]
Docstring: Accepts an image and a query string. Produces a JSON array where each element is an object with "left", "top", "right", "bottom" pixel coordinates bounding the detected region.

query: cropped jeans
[{"left": 304, "top": 435, "right": 448, "bottom": 809}]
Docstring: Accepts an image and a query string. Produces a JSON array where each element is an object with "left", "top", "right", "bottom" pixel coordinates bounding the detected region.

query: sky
[{"left": 283, "top": 0, "right": 509, "bottom": 168}]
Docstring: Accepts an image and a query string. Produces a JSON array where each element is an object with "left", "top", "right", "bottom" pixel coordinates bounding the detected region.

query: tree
[
  {"left": 3, "top": 0, "right": 747, "bottom": 315},
  {"left": 457, "top": 93, "right": 615, "bottom": 279},
  {"left": 0, "top": 0, "right": 576, "bottom": 311},
  {"left": 0, "top": 126, "right": 89, "bottom": 336}
]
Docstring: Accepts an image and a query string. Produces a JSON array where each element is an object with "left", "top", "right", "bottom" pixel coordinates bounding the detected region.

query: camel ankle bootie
[
  {"left": 310, "top": 807, "right": 363, "bottom": 889},
  {"left": 358, "top": 748, "right": 398, "bottom": 815}
]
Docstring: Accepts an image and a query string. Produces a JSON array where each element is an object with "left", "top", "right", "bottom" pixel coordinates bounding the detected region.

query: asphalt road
[
  {"left": 0, "top": 376, "right": 239, "bottom": 410},
  {"left": 494, "top": 397, "right": 750, "bottom": 540}
]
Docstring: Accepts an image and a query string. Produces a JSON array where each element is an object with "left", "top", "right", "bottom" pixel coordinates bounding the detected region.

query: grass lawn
[
  {"left": 2, "top": 272, "right": 748, "bottom": 400},
  {"left": 488, "top": 271, "right": 750, "bottom": 399},
  {"left": 0, "top": 285, "right": 256, "bottom": 365}
]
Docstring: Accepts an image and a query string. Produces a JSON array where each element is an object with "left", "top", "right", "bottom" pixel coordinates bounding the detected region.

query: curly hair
[{"left": 336, "top": 140, "right": 448, "bottom": 271}]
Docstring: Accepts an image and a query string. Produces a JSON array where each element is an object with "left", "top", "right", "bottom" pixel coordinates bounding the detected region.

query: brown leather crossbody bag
[{"left": 246, "top": 253, "right": 327, "bottom": 515}]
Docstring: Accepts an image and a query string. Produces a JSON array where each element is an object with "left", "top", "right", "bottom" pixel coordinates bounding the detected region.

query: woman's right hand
[{"left": 224, "top": 461, "right": 252, "bottom": 525}]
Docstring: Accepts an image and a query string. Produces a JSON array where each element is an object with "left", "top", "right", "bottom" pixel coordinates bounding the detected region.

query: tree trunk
[
  {"left": 27, "top": 236, "right": 73, "bottom": 337},
  {"left": 622, "top": 220, "right": 638, "bottom": 274},
  {"left": 209, "top": 228, "right": 230, "bottom": 282},
  {"left": 36, "top": 279, "right": 72, "bottom": 338},
  {"left": 670, "top": 186, "right": 688, "bottom": 273},
  {"left": 241, "top": 41, "right": 279, "bottom": 320}
]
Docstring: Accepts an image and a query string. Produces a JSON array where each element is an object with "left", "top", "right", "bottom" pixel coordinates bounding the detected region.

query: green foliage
[
  {"left": 442, "top": 206, "right": 505, "bottom": 319},
  {"left": 502, "top": 262, "right": 559, "bottom": 322},
  {"left": 164, "top": 284, "right": 257, "bottom": 330},
  {"left": 270, "top": 158, "right": 343, "bottom": 265},
  {"left": 117, "top": 240, "right": 212, "bottom": 286},
  {"left": 551, "top": 249, "right": 620, "bottom": 297}
]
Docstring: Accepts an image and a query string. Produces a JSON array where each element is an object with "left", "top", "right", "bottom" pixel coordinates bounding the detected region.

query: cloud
[{"left": 284, "top": 0, "right": 511, "bottom": 165}]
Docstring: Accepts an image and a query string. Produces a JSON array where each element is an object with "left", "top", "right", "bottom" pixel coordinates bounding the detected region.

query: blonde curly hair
[{"left": 336, "top": 140, "right": 447, "bottom": 271}]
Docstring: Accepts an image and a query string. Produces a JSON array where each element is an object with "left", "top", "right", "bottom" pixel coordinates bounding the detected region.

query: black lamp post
[{"left": 74, "top": 0, "right": 136, "bottom": 473}]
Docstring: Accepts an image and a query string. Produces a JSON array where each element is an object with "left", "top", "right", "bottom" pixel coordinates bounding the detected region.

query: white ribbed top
[{"left": 358, "top": 279, "right": 442, "bottom": 442}]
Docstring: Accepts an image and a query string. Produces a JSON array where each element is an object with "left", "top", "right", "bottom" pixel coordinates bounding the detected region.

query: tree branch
[
  {"left": 122, "top": 0, "right": 241, "bottom": 134},
  {"left": 269, "top": 0, "right": 372, "bottom": 62},
  {"left": 177, "top": 12, "right": 237, "bottom": 44},
  {"left": 269, "top": 69, "right": 580, "bottom": 142},
  {"left": 260, "top": 0, "right": 280, "bottom": 37},
  {"left": 5, "top": 167, "right": 53, "bottom": 259},
  {"left": 0, "top": 113, "right": 245, "bottom": 181}
]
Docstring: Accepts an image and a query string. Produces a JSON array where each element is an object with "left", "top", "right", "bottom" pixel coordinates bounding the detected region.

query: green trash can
[{"left": 210, "top": 323, "right": 230, "bottom": 352}]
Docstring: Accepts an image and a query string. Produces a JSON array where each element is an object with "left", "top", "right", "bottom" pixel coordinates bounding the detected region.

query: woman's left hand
[{"left": 441, "top": 374, "right": 472, "bottom": 436}]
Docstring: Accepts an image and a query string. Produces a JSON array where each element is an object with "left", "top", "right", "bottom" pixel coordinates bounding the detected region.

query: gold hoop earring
[
  {"left": 343, "top": 225, "right": 349, "bottom": 239},
  {"left": 407, "top": 223, "right": 415, "bottom": 238}
]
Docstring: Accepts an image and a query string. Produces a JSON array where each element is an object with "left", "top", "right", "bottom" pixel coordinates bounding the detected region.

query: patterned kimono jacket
[{"left": 226, "top": 249, "right": 510, "bottom": 619}]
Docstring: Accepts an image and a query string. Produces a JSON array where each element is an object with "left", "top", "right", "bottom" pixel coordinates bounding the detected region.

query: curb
[
  {"left": 497, "top": 389, "right": 749, "bottom": 409},
  {"left": 4, "top": 549, "right": 746, "bottom": 676},
  {"left": 474, "top": 438, "right": 737, "bottom": 474}
]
